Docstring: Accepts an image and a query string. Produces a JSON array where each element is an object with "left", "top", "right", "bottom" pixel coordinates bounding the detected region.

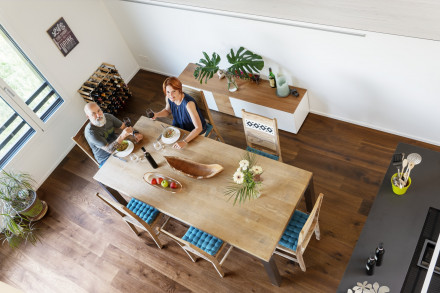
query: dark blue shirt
[{"left": 168, "top": 93, "right": 206, "bottom": 133}]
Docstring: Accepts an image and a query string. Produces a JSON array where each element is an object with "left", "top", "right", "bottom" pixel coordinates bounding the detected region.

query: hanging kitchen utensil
[
  {"left": 404, "top": 162, "right": 415, "bottom": 185},
  {"left": 401, "top": 159, "right": 408, "bottom": 180},
  {"left": 407, "top": 153, "right": 422, "bottom": 165}
]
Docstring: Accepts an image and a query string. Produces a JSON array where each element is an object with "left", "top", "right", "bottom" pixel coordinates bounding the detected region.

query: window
[{"left": 0, "top": 24, "right": 63, "bottom": 167}]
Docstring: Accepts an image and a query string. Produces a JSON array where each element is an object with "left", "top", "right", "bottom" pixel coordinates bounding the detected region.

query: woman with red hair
[{"left": 152, "top": 77, "right": 206, "bottom": 149}]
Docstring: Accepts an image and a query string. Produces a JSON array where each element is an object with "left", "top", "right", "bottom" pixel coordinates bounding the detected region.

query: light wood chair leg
[
  {"left": 296, "top": 251, "right": 306, "bottom": 272},
  {"left": 314, "top": 222, "right": 321, "bottom": 240},
  {"left": 212, "top": 261, "right": 225, "bottom": 278},
  {"left": 146, "top": 229, "right": 163, "bottom": 249},
  {"left": 124, "top": 221, "right": 140, "bottom": 236},
  {"left": 181, "top": 246, "right": 198, "bottom": 263}
]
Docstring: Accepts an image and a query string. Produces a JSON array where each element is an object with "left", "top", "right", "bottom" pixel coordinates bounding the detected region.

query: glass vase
[{"left": 227, "top": 75, "right": 238, "bottom": 92}]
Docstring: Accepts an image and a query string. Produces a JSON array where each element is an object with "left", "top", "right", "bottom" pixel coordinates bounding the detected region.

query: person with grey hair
[{"left": 84, "top": 102, "right": 143, "bottom": 166}]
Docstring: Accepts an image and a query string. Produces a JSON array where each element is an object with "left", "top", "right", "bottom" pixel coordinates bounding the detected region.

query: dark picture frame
[{"left": 47, "top": 17, "right": 79, "bottom": 57}]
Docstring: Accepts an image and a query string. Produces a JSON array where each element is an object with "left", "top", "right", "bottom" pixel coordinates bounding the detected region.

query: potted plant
[
  {"left": 194, "top": 46, "right": 264, "bottom": 92},
  {"left": 0, "top": 170, "right": 47, "bottom": 248}
]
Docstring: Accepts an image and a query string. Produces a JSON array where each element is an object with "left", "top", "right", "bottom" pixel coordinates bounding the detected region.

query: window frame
[{"left": 0, "top": 24, "right": 64, "bottom": 168}]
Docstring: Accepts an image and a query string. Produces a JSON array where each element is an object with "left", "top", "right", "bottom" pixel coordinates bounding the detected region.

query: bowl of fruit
[{"left": 143, "top": 172, "right": 182, "bottom": 193}]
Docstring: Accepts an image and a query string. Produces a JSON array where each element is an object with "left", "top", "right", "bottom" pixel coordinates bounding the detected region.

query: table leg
[
  {"left": 97, "top": 181, "right": 128, "bottom": 205},
  {"left": 305, "top": 176, "right": 316, "bottom": 212},
  {"left": 262, "top": 256, "right": 282, "bottom": 286}
]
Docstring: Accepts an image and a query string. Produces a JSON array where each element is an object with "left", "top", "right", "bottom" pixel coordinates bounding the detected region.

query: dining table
[{"left": 93, "top": 116, "right": 316, "bottom": 286}]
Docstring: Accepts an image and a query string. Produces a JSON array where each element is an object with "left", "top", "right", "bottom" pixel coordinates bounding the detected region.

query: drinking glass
[
  {"left": 153, "top": 140, "right": 164, "bottom": 151},
  {"left": 146, "top": 109, "right": 154, "bottom": 119},
  {"left": 123, "top": 117, "right": 132, "bottom": 127},
  {"left": 129, "top": 153, "right": 140, "bottom": 163}
]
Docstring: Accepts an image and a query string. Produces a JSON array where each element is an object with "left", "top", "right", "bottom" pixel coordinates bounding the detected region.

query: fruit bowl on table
[
  {"left": 161, "top": 127, "right": 180, "bottom": 144},
  {"left": 143, "top": 172, "right": 182, "bottom": 193},
  {"left": 164, "top": 156, "right": 223, "bottom": 179}
]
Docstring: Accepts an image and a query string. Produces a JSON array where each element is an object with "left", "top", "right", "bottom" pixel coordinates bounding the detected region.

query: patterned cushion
[
  {"left": 182, "top": 226, "right": 223, "bottom": 256},
  {"left": 246, "top": 146, "right": 279, "bottom": 161},
  {"left": 278, "top": 210, "right": 309, "bottom": 251},
  {"left": 126, "top": 198, "right": 159, "bottom": 225},
  {"left": 204, "top": 123, "right": 213, "bottom": 137}
]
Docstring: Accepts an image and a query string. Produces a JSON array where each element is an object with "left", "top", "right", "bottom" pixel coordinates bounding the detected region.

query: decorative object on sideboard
[
  {"left": 78, "top": 63, "right": 132, "bottom": 115},
  {"left": 193, "top": 47, "right": 264, "bottom": 92},
  {"left": 0, "top": 170, "right": 47, "bottom": 248},
  {"left": 275, "top": 73, "right": 290, "bottom": 97}
]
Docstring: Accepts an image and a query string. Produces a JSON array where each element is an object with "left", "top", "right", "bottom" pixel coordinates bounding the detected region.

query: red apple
[
  {"left": 151, "top": 178, "right": 157, "bottom": 185},
  {"left": 170, "top": 181, "right": 178, "bottom": 189}
]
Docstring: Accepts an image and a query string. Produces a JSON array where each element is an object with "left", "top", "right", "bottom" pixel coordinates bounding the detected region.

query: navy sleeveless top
[{"left": 168, "top": 93, "right": 207, "bottom": 133}]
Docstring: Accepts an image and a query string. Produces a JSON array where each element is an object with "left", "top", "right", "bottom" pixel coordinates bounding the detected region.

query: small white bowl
[{"left": 161, "top": 127, "right": 180, "bottom": 144}]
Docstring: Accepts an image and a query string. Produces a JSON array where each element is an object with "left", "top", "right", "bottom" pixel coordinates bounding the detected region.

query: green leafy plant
[
  {"left": 225, "top": 152, "right": 264, "bottom": 205},
  {"left": 194, "top": 47, "right": 264, "bottom": 85},
  {"left": 0, "top": 170, "right": 40, "bottom": 248}
]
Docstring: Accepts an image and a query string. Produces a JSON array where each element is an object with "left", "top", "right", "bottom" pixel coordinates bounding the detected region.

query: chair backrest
[
  {"left": 182, "top": 86, "right": 211, "bottom": 123},
  {"left": 183, "top": 86, "right": 224, "bottom": 142},
  {"left": 241, "top": 109, "right": 282, "bottom": 161},
  {"left": 72, "top": 119, "right": 99, "bottom": 166},
  {"left": 297, "top": 193, "right": 324, "bottom": 251}
]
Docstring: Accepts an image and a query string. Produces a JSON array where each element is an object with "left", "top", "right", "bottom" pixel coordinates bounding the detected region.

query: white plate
[
  {"left": 161, "top": 127, "right": 181, "bottom": 144},
  {"left": 114, "top": 140, "right": 134, "bottom": 157}
]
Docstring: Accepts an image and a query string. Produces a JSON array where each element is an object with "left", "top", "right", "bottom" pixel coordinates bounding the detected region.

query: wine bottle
[
  {"left": 375, "top": 243, "right": 385, "bottom": 266},
  {"left": 269, "top": 68, "right": 276, "bottom": 88},
  {"left": 366, "top": 254, "right": 376, "bottom": 275},
  {"left": 141, "top": 147, "right": 158, "bottom": 169}
]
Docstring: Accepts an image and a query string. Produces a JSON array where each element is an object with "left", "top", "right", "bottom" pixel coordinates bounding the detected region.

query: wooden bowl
[{"left": 164, "top": 156, "right": 223, "bottom": 179}]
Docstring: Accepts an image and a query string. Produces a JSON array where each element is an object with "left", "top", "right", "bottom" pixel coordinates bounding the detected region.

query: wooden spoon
[
  {"left": 404, "top": 162, "right": 415, "bottom": 185},
  {"left": 401, "top": 159, "right": 408, "bottom": 179}
]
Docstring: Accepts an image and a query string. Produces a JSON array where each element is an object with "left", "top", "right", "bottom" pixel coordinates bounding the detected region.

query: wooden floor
[{"left": 1, "top": 70, "right": 440, "bottom": 293}]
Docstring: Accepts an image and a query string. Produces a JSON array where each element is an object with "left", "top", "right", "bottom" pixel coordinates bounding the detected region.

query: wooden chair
[
  {"left": 241, "top": 109, "right": 282, "bottom": 162},
  {"left": 183, "top": 86, "right": 225, "bottom": 143},
  {"left": 273, "top": 193, "right": 324, "bottom": 271},
  {"left": 96, "top": 193, "right": 165, "bottom": 249},
  {"left": 160, "top": 217, "right": 234, "bottom": 277},
  {"left": 72, "top": 120, "right": 99, "bottom": 166}
]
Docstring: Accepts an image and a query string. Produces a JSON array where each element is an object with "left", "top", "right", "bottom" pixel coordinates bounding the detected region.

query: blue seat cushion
[
  {"left": 204, "top": 123, "right": 213, "bottom": 137},
  {"left": 278, "top": 210, "right": 309, "bottom": 251},
  {"left": 246, "top": 146, "right": 279, "bottom": 161},
  {"left": 182, "top": 226, "right": 223, "bottom": 256},
  {"left": 126, "top": 198, "right": 159, "bottom": 225}
]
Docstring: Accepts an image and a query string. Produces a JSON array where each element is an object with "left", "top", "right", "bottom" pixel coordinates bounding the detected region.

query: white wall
[
  {"left": 0, "top": 0, "right": 138, "bottom": 186},
  {"left": 104, "top": 0, "right": 440, "bottom": 146}
]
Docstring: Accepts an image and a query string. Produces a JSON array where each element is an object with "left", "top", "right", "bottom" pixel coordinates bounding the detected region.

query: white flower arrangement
[{"left": 225, "top": 152, "right": 263, "bottom": 205}]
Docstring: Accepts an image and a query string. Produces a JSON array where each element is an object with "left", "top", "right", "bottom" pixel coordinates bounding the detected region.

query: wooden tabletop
[
  {"left": 94, "top": 116, "right": 313, "bottom": 262},
  {"left": 178, "top": 63, "right": 307, "bottom": 114}
]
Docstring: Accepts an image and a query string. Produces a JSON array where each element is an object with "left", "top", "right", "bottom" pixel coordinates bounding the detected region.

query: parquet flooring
[{"left": 1, "top": 69, "right": 440, "bottom": 292}]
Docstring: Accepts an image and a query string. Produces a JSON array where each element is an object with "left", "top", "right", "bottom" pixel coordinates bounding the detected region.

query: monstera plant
[{"left": 194, "top": 47, "right": 264, "bottom": 92}]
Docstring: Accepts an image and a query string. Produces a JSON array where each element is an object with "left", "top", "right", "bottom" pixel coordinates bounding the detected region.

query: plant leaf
[
  {"left": 226, "top": 47, "right": 264, "bottom": 79},
  {"left": 193, "top": 52, "right": 221, "bottom": 84}
]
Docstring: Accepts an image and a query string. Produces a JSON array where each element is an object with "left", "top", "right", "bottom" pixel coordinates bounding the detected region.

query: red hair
[{"left": 163, "top": 77, "right": 182, "bottom": 95}]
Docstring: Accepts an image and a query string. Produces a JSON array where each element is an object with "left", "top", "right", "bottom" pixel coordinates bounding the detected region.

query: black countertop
[{"left": 338, "top": 143, "right": 440, "bottom": 292}]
